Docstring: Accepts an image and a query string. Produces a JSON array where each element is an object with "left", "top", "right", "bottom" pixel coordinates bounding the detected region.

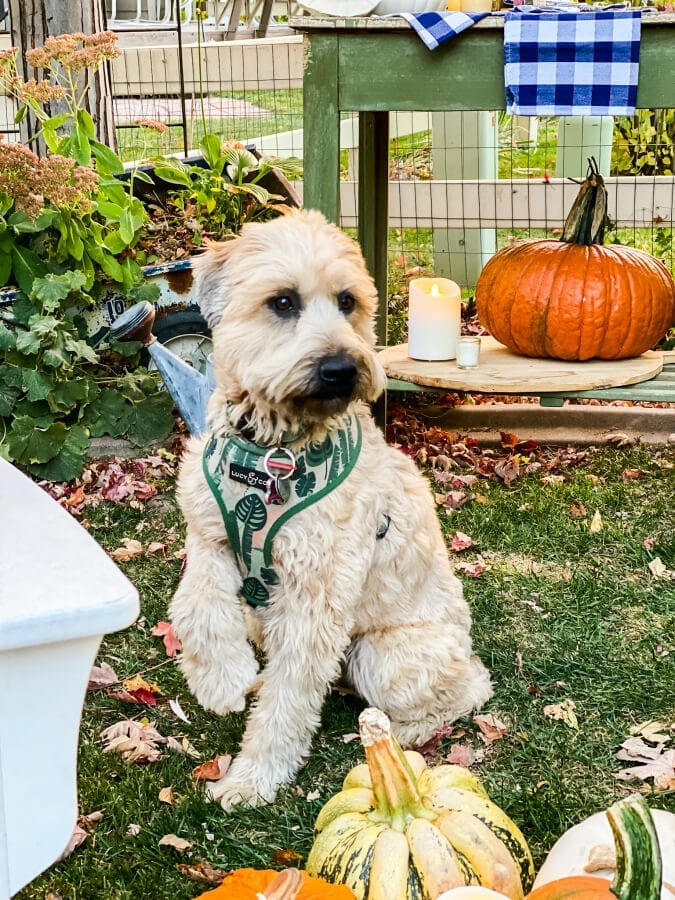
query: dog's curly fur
[{"left": 170, "top": 209, "right": 492, "bottom": 810}]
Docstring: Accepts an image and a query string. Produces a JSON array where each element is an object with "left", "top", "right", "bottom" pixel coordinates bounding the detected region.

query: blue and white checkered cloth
[
  {"left": 397, "top": 10, "right": 491, "bottom": 50},
  {"left": 504, "top": 7, "right": 641, "bottom": 116}
]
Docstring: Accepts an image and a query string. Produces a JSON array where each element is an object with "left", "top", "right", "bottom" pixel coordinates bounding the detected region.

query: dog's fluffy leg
[
  {"left": 346, "top": 623, "right": 493, "bottom": 748},
  {"left": 170, "top": 531, "right": 259, "bottom": 715},
  {"left": 206, "top": 601, "right": 351, "bottom": 810}
]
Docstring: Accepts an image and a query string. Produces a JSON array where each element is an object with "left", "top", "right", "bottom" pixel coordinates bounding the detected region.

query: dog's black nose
[
  {"left": 319, "top": 353, "right": 357, "bottom": 385},
  {"left": 315, "top": 353, "right": 357, "bottom": 398}
]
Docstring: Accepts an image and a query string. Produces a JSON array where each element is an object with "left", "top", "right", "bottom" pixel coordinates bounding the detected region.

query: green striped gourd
[{"left": 306, "top": 708, "right": 534, "bottom": 900}]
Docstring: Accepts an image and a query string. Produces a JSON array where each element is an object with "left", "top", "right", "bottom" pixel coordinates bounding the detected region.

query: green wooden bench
[{"left": 386, "top": 359, "right": 675, "bottom": 408}]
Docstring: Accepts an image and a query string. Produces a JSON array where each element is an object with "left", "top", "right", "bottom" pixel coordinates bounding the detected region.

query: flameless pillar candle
[{"left": 408, "top": 277, "right": 462, "bottom": 361}]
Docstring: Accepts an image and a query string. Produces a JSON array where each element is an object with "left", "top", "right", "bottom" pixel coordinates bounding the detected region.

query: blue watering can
[{"left": 110, "top": 301, "right": 214, "bottom": 436}]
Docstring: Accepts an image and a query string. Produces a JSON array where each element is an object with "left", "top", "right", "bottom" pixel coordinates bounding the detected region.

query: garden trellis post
[{"left": 8, "top": 0, "right": 116, "bottom": 151}]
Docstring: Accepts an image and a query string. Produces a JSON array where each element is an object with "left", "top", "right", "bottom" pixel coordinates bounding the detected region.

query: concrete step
[{"left": 416, "top": 402, "right": 675, "bottom": 447}]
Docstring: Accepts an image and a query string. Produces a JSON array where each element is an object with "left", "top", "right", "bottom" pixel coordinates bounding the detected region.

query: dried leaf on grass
[
  {"left": 159, "top": 786, "right": 175, "bottom": 805},
  {"left": 569, "top": 502, "right": 587, "bottom": 518},
  {"left": 543, "top": 699, "right": 579, "bottom": 730},
  {"left": 58, "top": 811, "right": 104, "bottom": 861},
  {"left": 340, "top": 733, "right": 359, "bottom": 743},
  {"left": 438, "top": 490, "right": 475, "bottom": 511},
  {"left": 146, "top": 541, "right": 168, "bottom": 555},
  {"left": 648, "top": 557, "right": 673, "bottom": 578},
  {"left": 58, "top": 825, "right": 88, "bottom": 861},
  {"left": 177, "top": 859, "right": 227, "bottom": 885},
  {"left": 159, "top": 834, "right": 192, "bottom": 852},
  {"left": 473, "top": 713, "right": 508, "bottom": 742},
  {"left": 88, "top": 661, "right": 118, "bottom": 690},
  {"left": 495, "top": 457, "right": 520, "bottom": 485},
  {"left": 110, "top": 538, "right": 145, "bottom": 562},
  {"left": 589, "top": 511, "right": 604, "bottom": 533},
  {"left": 109, "top": 674, "right": 161, "bottom": 707},
  {"left": 127, "top": 824, "right": 142, "bottom": 836},
  {"left": 615, "top": 737, "right": 675, "bottom": 791},
  {"left": 272, "top": 848, "right": 302, "bottom": 866},
  {"left": 101, "top": 719, "right": 184, "bottom": 764},
  {"left": 606, "top": 432, "right": 634, "bottom": 447},
  {"left": 418, "top": 723, "right": 454, "bottom": 759},
  {"left": 151, "top": 621, "right": 182, "bottom": 657},
  {"left": 630, "top": 720, "right": 672, "bottom": 744},
  {"left": 178, "top": 736, "right": 201, "bottom": 759},
  {"left": 455, "top": 561, "right": 487, "bottom": 578},
  {"left": 445, "top": 743, "right": 478, "bottom": 766},
  {"left": 192, "top": 754, "right": 232, "bottom": 781},
  {"left": 451, "top": 531, "right": 475, "bottom": 552}
]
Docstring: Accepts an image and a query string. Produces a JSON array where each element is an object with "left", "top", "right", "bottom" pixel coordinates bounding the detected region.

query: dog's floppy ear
[{"left": 191, "top": 238, "right": 237, "bottom": 329}]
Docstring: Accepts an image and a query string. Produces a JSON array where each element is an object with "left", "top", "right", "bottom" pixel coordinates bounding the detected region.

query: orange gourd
[
  {"left": 475, "top": 158, "right": 675, "bottom": 361},
  {"left": 194, "top": 867, "right": 356, "bottom": 899}
]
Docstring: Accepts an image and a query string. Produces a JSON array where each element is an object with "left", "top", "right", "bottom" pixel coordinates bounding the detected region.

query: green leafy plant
[
  {"left": 0, "top": 34, "right": 172, "bottom": 481},
  {"left": 146, "top": 134, "right": 302, "bottom": 251},
  {"left": 612, "top": 109, "right": 675, "bottom": 177}
]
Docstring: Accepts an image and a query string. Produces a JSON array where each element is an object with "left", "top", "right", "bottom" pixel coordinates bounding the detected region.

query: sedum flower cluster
[
  {"left": 24, "top": 31, "right": 120, "bottom": 73},
  {"left": 0, "top": 137, "right": 99, "bottom": 218}
]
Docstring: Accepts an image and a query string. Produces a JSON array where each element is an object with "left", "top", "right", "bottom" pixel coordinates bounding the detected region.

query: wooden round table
[{"left": 378, "top": 337, "right": 663, "bottom": 394}]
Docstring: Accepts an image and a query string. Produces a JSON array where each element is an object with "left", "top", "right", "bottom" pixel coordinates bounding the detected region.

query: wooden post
[
  {"left": 8, "top": 0, "right": 116, "bottom": 150},
  {"left": 431, "top": 110, "right": 498, "bottom": 288},
  {"left": 556, "top": 117, "right": 614, "bottom": 179},
  {"left": 358, "top": 110, "right": 389, "bottom": 348},
  {"left": 302, "top": 32, "right": 340, "bottom": 223}
]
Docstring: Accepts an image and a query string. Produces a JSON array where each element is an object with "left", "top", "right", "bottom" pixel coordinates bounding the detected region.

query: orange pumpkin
[
  {"left": 526, "top": 876, "right": 621, "bottom": 899},
  {"left": 195, "top": 867, "right": 356, "bottom": 900},
  {"left": 475, "top": 158, "right": 675, "bottom": 361}
]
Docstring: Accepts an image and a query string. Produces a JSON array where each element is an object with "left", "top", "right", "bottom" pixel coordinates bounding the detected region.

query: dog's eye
[
  {"left": 337, "top": 291, "right": 356, "bottom": 314},
  {"left": 269, "top": 293, "right": 298, "bottom": 316}
]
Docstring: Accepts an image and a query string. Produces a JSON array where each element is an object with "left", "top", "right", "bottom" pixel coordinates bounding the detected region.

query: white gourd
[{"left": 532, "top": 808, "right": 675, "bottom": 900}]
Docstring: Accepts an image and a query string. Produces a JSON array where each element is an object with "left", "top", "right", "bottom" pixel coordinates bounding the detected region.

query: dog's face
[{"left": 194, "top": 210, "right": 387, "bottom": 439}]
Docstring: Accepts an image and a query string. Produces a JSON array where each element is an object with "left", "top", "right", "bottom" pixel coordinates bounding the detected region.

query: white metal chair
[
  {"left": 0, "top": 459, "right": 139, "bottom": 898},
  {"left": 108, "top": 0, "right": 193, "bottom": 26}
]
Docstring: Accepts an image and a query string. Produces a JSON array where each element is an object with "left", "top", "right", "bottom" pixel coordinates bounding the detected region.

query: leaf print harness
[{"left": 202, "top": 415, "right": 362, "bottom": 607}]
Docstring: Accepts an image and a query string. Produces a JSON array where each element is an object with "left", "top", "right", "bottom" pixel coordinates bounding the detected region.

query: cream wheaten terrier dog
[{"left": 170, "top": 209, "right": 492, "bottom": 810}]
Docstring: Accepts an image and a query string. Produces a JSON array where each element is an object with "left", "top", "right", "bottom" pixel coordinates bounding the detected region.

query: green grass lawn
[{"left": 18, "top": 442, "right": 674, "bottom": 899}]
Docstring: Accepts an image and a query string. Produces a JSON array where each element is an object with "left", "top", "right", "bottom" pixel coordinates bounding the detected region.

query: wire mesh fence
[{"left": 1, "top": 10, "right": 673, "bottom": 341}]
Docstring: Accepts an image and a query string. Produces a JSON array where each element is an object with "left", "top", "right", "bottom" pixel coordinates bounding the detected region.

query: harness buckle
[{"left": 262, "top": 446, "right": 297, "bottom": 506}]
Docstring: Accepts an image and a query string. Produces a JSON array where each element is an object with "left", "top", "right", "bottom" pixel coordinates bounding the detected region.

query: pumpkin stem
[
  {"left": 607, "top": 795, "right": 662, "bottom": 900},
  {"left": 560, "top": 156, "right": 609, "bottom": 246},
  {"left": 259, "top": 868, "right": 304, "bottom": 900},
  {"left": 359, "top": 708, "right": 435, "bottom": 831}
]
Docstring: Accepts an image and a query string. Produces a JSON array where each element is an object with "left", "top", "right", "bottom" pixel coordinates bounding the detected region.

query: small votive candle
[
  {"left": 456, "top": 336, "right": 481, "bottom": 369},
  {"left": 408, "top": 277, "right": 462, "bottom": 361}
]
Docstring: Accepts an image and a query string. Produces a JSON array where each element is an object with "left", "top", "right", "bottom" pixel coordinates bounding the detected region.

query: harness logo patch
[{"left": 229, "top": 463, "right": 269, "bottom": 491}]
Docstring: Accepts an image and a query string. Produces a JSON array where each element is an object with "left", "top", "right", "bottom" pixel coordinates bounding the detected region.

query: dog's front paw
[
  {"left": 205, "top": 756, "right": 281, "bottom": 810},
  {"left": 180, "top": 648, "right": 259, "bottom": 716},
  {"left": 206, "top": 774, "right": 277, "bottom": 811}
]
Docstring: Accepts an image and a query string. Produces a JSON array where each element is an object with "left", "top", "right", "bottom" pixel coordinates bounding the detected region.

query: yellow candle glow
[{"left": 408, "top": 277, "right": 462, "bottom": 361}]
